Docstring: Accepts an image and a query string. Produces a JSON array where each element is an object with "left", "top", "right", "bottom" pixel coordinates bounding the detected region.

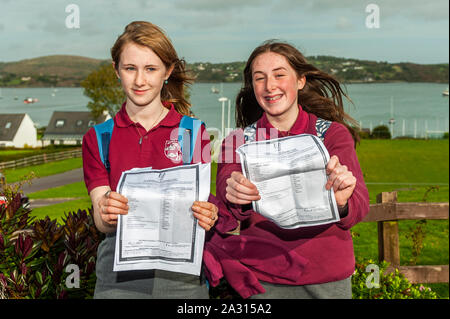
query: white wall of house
[
  {"left": 0, "top": 140, "right": 14, "bottom": 147},
  {"left": 12, "top": 114, "right": 38, "bottom": 147}
]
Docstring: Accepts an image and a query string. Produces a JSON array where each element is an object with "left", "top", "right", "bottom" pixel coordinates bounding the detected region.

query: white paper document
[
  {"left": 113, "top": 163, "right": 211, "bottom": 276},
  {"left": 236, "top": 134, "right": 339, "bottom": 229}
]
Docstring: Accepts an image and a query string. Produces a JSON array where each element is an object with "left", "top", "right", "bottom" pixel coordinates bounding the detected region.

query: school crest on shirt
[{"left": 164, "top": 140, "right": 182, "bottom": 163}]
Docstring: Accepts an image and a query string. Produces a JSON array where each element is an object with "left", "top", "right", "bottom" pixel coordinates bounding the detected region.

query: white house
[{"left": 0, "top": 113, "right": 38, "bottom": 148}]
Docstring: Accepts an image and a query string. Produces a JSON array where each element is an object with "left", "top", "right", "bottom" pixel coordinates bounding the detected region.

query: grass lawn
[
  {"left": 28, "top": 181, "right": 88, "bottom": 199},
  {"left": 30, "top": 197, "right": 93, "bottom": 222},
  {"left": 0, "top": 146, "right": 80, "bottom": 162},
  {"left": 2, "top": 157, "right": 82, "bottom": 183},
  {"left": 353, "top": 138, "right": 449, "bottom": 298},
  {"left": 7, "top": 138, "right": 449, "bottom": 298},
  {"left": 356, "top": 139, "right": 448, "bottom": 185},
  {"left": 27, "top": 181, "right": 91, "bottom": 223}
]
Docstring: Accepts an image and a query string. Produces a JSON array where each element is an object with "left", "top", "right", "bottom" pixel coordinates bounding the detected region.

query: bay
[{"left": 0, "top": 82, "right": 448, "bottom": 138}]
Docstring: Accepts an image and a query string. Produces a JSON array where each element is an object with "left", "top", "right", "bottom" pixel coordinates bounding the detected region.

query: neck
[
  {"left": 266, "top": 105, "right": 299, "bottom": 132},
  {"left": 126, "top": 100, "right": 167, "bottom": 131}
]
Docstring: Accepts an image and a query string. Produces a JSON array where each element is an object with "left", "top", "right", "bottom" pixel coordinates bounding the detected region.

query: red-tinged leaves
[
  {"left": 0, "top": 273, "right": 7, "bottom": 287},
  {"left": 15, "top": 233, "right": 33, "bottom": 259},
  {"left": 33, "top": 217, "right": 64, "bottom": 253},
  {"left": 21, "top": 262, "right": 28, "bottom": 277},
  {"left": 0, "top": 231, "right": 4, "bottom": 251},
  {"left": 58, "top": 289, "right": 68, "bottom": 299},
  {"left": 1, "top": 186, "right": 104, "bottom": 299}
]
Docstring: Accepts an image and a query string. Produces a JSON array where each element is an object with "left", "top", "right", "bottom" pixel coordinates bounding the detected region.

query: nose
[
  {"left": 134, "top": 69, "right": 145, "bottom": 87},
  {"left": 265, "top": 76, "right": 276, "bottom": 92}
]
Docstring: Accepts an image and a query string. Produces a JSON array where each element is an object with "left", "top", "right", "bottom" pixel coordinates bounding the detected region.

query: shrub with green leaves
[
  {"left": 0, "top": 186, "right": 104, "bottom": 299},
  {"left": 352, "top": 259, "right": 438, "bottom": 299},
  {"left": 371, "top": 125, "right": 391, "bottom": 139}
]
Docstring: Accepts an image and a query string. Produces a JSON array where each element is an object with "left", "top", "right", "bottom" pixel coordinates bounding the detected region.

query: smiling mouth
[
  {"left": 265, "top": 94, "right": 282, "bottom": 102},
  {"left": 133, "top": 89, "right": 148, "bottom": 95}
]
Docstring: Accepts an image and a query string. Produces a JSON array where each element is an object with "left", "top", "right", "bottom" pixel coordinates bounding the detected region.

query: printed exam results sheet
[
  {"left": 113, "top": 163, "right": 210, "bottom": 276},
  {"left": 236, "top": 134, "right": 339, "bottom": 229}
]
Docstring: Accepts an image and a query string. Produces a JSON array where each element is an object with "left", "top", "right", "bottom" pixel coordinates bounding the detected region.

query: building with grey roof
[{"left": 42, "top": 111, "right": 109, "bottom": 145}]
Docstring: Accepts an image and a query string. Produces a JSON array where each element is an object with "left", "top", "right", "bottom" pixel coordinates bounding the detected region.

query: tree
[
  {"left": 81, "top": 63, "right": 125, "bottom": 118},
  {"left": 371, "top": 125, "right": 391, "bottom": 139}
]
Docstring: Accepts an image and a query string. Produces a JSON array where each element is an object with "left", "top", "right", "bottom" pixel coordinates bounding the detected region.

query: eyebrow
[
  {"left": 121, "top": 63, "right": 159, "bottom": 67},
  {"left": 252, "top": 67, "right": 287, "bottom": 75}
]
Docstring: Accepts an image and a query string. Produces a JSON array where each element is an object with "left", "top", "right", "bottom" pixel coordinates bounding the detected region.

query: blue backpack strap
[
  {"left": 243, "top": 122, "right": 257, "bottom": 144},
  {"left": 178, "top": 115, "right": 203, "bottom": 164},
  {"left": 315, "top": 117, "right": 332, "bottom": 142},
  {"left": 93, "top": 118, "right": 114, "bottom": 172}
]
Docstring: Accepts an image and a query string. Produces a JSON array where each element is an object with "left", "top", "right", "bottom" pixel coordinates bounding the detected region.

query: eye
[
  {"left": 147, "top": 67, "right": 156, "bottom": 71},
  {"left": 275, "top": 74, "right": 285, "bottom": 78},
  {"left": 125, "top": 66, "right": 135, "bottom": 71},
  {"left": 254, "top": 77, "right": 264, "bottom": 82}
]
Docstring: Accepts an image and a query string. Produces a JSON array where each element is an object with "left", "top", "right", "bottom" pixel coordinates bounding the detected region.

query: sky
[{"left": 0, "top": 0, "right": 448, "bottom": 64}]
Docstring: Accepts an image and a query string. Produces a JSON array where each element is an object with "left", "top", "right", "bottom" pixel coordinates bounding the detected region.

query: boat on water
[
  {"left": 211, "top": 86, "right": 219, "bottom": 94},
  {"left": 443, "top": 88, "right": 449, "bottom": 96},
  {"left": 23, "top": 97, "right": 39, "bottom": 104}
]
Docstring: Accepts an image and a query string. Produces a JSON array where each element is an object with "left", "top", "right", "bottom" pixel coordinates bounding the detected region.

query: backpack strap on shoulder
[
  {"left": 93, "top": 118, "right": 114, "bottom": 172},
  {"left": 243, "top": 122, "right": 257, "bottom": 144},
  {"left": 315, "top": 117, "right": 332, "bottom": 142},
  {"left": 178, "top": 115, "right": 203, "bottom": 164},
  {"left": 244, "top": 119, "right": 331, "bottom": 143}
]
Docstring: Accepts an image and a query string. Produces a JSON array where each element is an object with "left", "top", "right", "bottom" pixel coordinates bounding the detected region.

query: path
[
  {"left": 21, "top": 168, "right": 83, "bottom": 194},
  {"left": 19, "top": 168, "right": 84, "bottom": 209}
]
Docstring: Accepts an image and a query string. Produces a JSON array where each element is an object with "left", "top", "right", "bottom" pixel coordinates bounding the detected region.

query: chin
[{"left": 128, "top": 95, "right": 155, "bottom": 107}]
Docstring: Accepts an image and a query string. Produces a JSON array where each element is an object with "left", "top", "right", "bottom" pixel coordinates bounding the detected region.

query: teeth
[{"left": 266, "top": 95, "right": 281, "bottom": 101}]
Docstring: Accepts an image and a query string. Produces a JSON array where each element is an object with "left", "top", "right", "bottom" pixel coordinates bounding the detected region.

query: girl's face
[
  {"left": 251, "top": 51, "right": 305, "bottom": 122},
  {"left": 115, "top": 42, "right": 173, "bottom": 109}
]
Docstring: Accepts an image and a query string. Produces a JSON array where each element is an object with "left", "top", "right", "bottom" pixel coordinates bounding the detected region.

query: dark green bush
[
  {"left": 0, "top": 186, "right": 103, "bottom": 299},
  {"left": 371, "top": 125, "right": 391, "bottom": 139},
  {"left": 359, "top": 129, "right": 371, "bottom": 139}
]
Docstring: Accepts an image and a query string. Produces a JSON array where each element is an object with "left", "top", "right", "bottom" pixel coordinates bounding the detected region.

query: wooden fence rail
[
  {"left": 0, "top": 149, "right": 82, "bottom": 170},
  {"left": 362, "top": 191, "right": 449, "bottom": 284}
]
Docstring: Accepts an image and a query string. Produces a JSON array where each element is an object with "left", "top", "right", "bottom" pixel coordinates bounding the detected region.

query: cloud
[
  {"left": 304, "top": 0, "right": 449, "bottom": 22},
  {"left": 336, "top": 16, "right": 354, "bottom": 30},
  {"left": 0, "top": 0, "right": 447, "bottom": 64},
  {"left": 174, "top": 0, "right": 264, "bottom": 11}
]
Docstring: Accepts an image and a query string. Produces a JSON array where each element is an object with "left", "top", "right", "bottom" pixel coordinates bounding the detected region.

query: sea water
[{"left": 0, "top": 82, "right": 448, "bottom": 138}]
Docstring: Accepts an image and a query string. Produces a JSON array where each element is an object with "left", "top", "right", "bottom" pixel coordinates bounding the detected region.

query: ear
[
  {"left": 297, "top": 75, "right": 306, "bottom": 90},
  {"left": 112, "top": 62, "right": 120, "bottom": 80},
  {"left": 165, "top": 63, "right": 175, "bottom": 81}
]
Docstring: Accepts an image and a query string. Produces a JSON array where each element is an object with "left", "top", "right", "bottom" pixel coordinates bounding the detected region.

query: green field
[
  {"left": 0, "top": 146, "right": 80, "bottom": 162},
  {"left": 2, "top": 138, "right": 448, "bottom": 297},
  {"left": 2, "top": 157, "right": 82, "bottom": 183}
]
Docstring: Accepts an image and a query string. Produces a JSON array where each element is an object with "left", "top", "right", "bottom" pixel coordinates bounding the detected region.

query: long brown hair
[
  {"left": 236, "top": 40, "right": 360, "bottom": 144},
  {"left": 111, "top": 21, "right": 194, "bottom": 116}
]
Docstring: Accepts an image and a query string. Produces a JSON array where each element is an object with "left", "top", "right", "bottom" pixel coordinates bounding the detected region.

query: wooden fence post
[{"left": 377, "top": 191, "right": 400, "bottom": 267}]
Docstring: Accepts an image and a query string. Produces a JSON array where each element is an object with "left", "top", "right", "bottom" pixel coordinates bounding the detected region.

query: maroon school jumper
[
  {"left": 204, "top": 105, "right": 369, "bottom": 298},
  {"left": 83, "top": 103, "right": 211, "bottom": 193}
]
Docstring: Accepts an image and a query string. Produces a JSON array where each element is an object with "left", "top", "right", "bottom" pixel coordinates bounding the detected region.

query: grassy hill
[
  {"left": 0, "top": 55, "right": 107, "bottom": 87},
  {"left": 0, "top": 54, "right": 448, "bottom": 87}
]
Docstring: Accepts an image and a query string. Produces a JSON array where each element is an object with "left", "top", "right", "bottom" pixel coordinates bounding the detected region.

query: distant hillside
[
  {"left": 0, "top": 55, "right": 448, "bottom": 87},
  {"left": 190, "top": 57, "right": 449, "bottom": 84},
  {"left": 0, "top": 55, "right": 108, "bottom": 87}
]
